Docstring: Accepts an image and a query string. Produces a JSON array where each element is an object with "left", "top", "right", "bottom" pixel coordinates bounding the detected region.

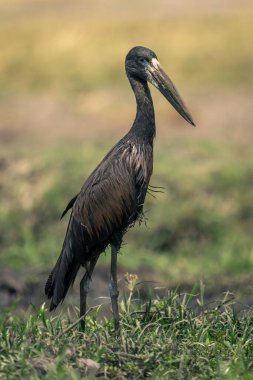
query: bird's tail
[
  {"left": 45, "top": 251, "right": 80, "bottom": 311},
  {"left": 45, "top": 232, "right": 81, "bottom": 311}
]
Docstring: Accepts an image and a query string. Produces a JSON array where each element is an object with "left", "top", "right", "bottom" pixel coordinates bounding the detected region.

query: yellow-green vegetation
[
  {"left": 1, "top": 137, "right": 253, "bottom": 284},
  {"left": 0, "top": 5, "right": 253, "bottom": 95}
]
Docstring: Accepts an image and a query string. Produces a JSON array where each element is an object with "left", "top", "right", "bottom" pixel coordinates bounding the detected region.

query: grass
[{"left": 1, "top": 289, "right": 253, "bottom": 379}]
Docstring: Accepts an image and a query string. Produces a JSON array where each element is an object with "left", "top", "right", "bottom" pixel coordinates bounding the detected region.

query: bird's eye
[{"left": 139, "top": 57, "right": 146, "bottom": 64}]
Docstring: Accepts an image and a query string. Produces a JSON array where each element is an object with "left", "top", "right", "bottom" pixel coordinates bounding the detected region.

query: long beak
[{"left": 147, "top": 58, "right": 195, "bottom": 126}]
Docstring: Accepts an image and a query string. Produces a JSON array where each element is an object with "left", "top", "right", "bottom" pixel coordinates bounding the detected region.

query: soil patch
[{"left": 1, "top": 266, "right": 253, "bottom": 317}]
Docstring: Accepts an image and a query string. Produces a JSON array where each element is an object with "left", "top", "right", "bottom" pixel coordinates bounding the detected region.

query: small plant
[{"left": 121, "top": 273, "right": 139, "bottom": 313}]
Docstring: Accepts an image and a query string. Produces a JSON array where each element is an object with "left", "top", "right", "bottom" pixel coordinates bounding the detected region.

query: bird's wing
[
  {"left": 71, "top": 142, "right": 152, "bottom": 245},
  {"left": 72, "top": 151, "right": 134, "bottom": 242}
]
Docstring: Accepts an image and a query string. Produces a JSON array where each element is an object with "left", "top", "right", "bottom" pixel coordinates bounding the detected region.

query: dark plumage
[{"left": 45, "top": 46, "right": 195, "bottom": 333}]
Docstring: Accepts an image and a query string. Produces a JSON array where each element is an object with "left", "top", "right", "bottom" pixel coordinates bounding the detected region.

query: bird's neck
[{"left": 128, "top": 75, "right": 155, "bottom": 143}]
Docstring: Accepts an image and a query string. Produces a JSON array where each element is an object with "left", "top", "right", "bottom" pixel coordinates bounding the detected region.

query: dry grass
[{"left": 0, "top": 3, "right": 252, "bottom": 95}]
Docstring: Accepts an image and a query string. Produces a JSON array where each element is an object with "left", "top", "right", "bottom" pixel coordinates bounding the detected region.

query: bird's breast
[{"left": 121, "top": 141, "right": 153, "bottom": 186}]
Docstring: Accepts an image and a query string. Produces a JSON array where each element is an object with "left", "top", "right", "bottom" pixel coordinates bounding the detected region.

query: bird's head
[{"left": 125, "top": 46, "right": 195, "bottom": 126}]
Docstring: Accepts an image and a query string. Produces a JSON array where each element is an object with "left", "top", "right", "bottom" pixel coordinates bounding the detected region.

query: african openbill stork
[{"left": 45, "top": 46, "right": 195, "bottom": 334}]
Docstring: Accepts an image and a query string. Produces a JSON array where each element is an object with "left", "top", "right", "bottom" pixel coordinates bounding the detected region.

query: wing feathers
[
  {"left": 63, "top": 141, "right": 153, "bottom": 259},
  {"left": 60, "top": 194, "right": 78, "bottom": 219}
]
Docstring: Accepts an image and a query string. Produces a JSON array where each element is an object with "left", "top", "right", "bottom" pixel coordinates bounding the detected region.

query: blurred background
[{"left": 1, "top": 0, "right": 253, "bottom": 313}]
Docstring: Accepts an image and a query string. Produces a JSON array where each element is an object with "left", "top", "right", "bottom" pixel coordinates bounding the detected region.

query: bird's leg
[
  {"left": 109, "top": 244, "right": 120, "bottom": 335},
  {"left": 80, "top": 256, "right": 98, "bottom": 332}
]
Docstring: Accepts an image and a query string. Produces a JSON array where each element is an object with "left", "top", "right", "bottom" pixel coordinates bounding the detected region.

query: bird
[{"left": 45, "top": 46, "right": 195, "bottom": 334}]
